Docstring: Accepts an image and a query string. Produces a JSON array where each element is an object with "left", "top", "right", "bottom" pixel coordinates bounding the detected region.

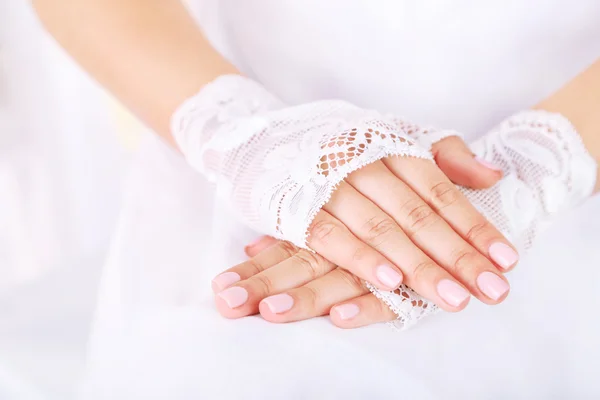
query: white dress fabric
[{"left": 83, "top": 1, "right": 600, "bottom": 399}]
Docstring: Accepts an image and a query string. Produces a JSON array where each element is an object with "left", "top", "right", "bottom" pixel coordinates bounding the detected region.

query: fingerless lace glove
[
  {"left": 370, "top": 110, "right": 598, "bottom": 330},
  {"left": 172, "top": 76, "right": 596, "bottom": 330},
  {"left": 171, "top": 75, "right": 459, "bottom": 248}
]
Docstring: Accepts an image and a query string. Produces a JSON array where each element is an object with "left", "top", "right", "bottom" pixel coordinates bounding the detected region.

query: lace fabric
[
  {"left": 372, "top": 110, "right": 598, "bottom": 329},
  {"left": 172, "top": 76, "right": 596, "bottom": 330},
  {"left": 172, "top": 75, "right": 455, "bottom": 248}
]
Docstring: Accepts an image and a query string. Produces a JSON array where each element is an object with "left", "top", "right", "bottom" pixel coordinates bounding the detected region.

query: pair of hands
[{"left": 212, "top": 136, "right": 519, "bottom": 328}]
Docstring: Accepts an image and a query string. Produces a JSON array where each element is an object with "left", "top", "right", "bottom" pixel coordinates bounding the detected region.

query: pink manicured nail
[
  {"left": 475, "top": 157, "right": 503, "bottom": 172},
  {"left": 489, "top": 242, "right": 519, "bottom": 270},
  {"left": 217, "top": 286, "right": 248, "bottom": 308},
  {"left": 477, "top": 272, "right": 510, "bottom": 301},
  {"left": 262, "top": 293, "right": 294, "bottom": 314},
  {"left": 333, "top": 304, "right": 360, "bottom": 320},
  {"left": 211, "top": 272, "right": 241, "bottom": 292},
  {"left": 437, "top": 279, "right": 470, "bottom": 307},
  {"left": 376, "top": 265, "right": 403, "bottom": 289}
]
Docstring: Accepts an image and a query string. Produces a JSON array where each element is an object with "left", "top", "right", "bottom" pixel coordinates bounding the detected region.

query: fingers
[
  {"left": 432, "top": 136, "right": 502, "bottom": 189},
  {"left": 384, "top": 156, "right": 519, "bottom": 273},
  {"left": 347, "top": 161, "right": 508, "bottom": 305},
  {"left": 259, "top": 268, "right": 369, "bottom": 323},
  {"left": 322, "top": 178, "right": 471, "bottom": 311},
  {"left": 220, "top": 255, "right": 401, "bottom": 329},
  {"left": 329, "top": 294, "right": 396, "bottom": 329},
  {"left": 212, "top": 240, "right": 299, "bottom": 292},
  {"left": 306, "top": 210, "right": 404, "bottom": 291},
  {"left": 244, "top": 236, "right": 278, "bottom": 257},
  {"left": 214, "top": 246, "right": 336, "bottom": 319},
  {"left": 258, "top": 268, "right": 398, "bottom": 328}
]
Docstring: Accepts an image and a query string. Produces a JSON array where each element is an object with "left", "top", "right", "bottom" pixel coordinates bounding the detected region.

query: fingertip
[
  {"left": 258, "top": 299, "right": 286, "bottom": 323},
  {"left": 244, "top": 236, "right": 277, "bottom": 257},
  {"left": 375, "top": 264, "right": 404, "bottom": 291},
  {"left": 329, "top": 303, "right": 361, "bottom": 329},
  {"left": 214, "top": 286, "right": 257, "bottom": 319},
  {"left": 333, "top": 303, "right": 360, "bottom": 320},
  {"left": 214, "top": 295, "right": 245, "bottom": 319},
  {"left": 329, "top": 315, "right": 356, "bottom": 329},
  {"left": 476, "top": 272, "right": 511, "bottom": 305},
  {"left": 488, "top": 242, "right": 520, "bottom": 272},
  {"left": 211, "top": 271, "right": 241, "bottom": 293},
  {"left": 440, "top": 296, "right": 471, "bottom": 313},
  {"left": 433, "top": 136, "right": 503, "bottom": 189},
  {"left": 437, "top": 154, "right": 502, "bottom": 189},
  {"left": 470, "top": 157, "right": 504, "bottom": 187},
  {"left": 473, "top": 157, "right": 503, "bottom": 173},
  {"left": 435, "top": 279, "right": 471, "bottom": 312}
]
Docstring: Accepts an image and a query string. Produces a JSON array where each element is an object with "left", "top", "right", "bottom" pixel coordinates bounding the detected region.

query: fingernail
[
  {"left": 475, "top": 157, "right": 503, "bottom": 172},
  {"left": 437, "top": 279, "right": 470, "bottom": 307},
  {"left": 333, "top": 304, "right": 360, "bottom": 320},
  {"left": 261, "top": 293, "right": 294, "bottom": 314},
  {"left": 217, "top": 286, "right": 248, "bottom": 308},
  {"left": 376, "top": 265, "right": 403, "bottom": 289},
  {"left": 477, "top": 272, "right": 510, "bottom": 301},
  {"left": 211, "top": 272, "right": 241, "bottom": 292},
  {"left": 244, "top": 236, "right": 273, "bottom": 255},
  {"left": 489, "top": 242, "right": 519, "bottom": 270}
]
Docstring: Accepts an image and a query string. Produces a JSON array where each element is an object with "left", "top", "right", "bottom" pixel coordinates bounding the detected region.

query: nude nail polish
[
  {"left": 211, "top": 272, "right": 241, "bottom": 292},
  {"left": 218, "top": 286, "right": 248, "bottom": 308},
  {"left": 477, "top": 272, "right": 510, "bottom": 301},
  {"left": 376, "top": 265, "right": 403, "bottom": 289},
  {"left": 262, "top": 293, "right": 294, "bottom": 314},
  {"left": 437, "top": 279, "right": 470, "bottom": 307},
  {"left": 333, "top": 304, "right": 360, "bottom": 320},
  {"left": 489, "top": 242, "right": 519, "bottom": 270}
]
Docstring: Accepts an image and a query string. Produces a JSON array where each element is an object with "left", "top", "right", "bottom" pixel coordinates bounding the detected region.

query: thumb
[{"left": 432, "top": 136, "right": 502, "bottom": 189}]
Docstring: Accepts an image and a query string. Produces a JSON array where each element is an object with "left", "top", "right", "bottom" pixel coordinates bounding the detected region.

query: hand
[
  {"left": 214, "top": 110, "right": 597, "bottom": 329},
  {"left": 212, "top": 137, "right": 515, "bottom": 324},
  {"left": 173, "top": 75, "right": 517, "bottom": 313}
]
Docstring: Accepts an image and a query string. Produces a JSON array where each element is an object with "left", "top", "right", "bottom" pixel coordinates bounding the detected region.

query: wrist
[{"left": 534, "top": 60, "right": 600, "bottom": 192}]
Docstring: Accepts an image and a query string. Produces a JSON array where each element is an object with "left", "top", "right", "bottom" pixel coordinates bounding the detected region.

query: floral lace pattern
[{"left": 171, "top": 75, "right": 448, "bottom": 248}]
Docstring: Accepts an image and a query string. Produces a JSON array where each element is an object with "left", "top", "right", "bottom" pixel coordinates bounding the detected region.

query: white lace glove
[
  {"left": 371, "top": 110, "right": 598, "bottom": 330},
  {"left": 171, "top": 75, "right": 459, "bottom": 248}
]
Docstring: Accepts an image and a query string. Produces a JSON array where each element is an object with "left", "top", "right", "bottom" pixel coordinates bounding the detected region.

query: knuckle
[
  {"left": 405, "top": 203, "right": 437, "bottom": 234},
  {"left": 363, "top": 216, "right": 398, "bottom": 245},
  {"left": 410, "top": 260, "right": 436, "bottom": 282},
  {"left": 293, "top": 251, "right": 328, "bottom": 280},
  {"left": 336, "top": 268, "right": 365, "bottom": 291},
  {"left": 464, "top": 220, "right": 493, "bottom": 243},
  {"left": 451, "top": 250, "right": 479, "bottom": 275},
  {"left": 277, "top": 241, "right": 299, "bottom": 258},
  {"left": 429, "top": 181, "right": 460, "bottom": 209},
  {"left": 309, "top": 218, "right": 338, "bottom": 244},
  {"left": 299, "top": 286, "right": 320, "bottom": 310},
  {"left": 245, "top": 259, "right": 264, "bottom": 276},
  {"left": 250, "top": 274, "right": 275, "bottom": 295}
]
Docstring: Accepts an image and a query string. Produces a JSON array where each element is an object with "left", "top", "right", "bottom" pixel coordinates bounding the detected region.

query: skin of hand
[
  {"left": 212, "top": 137, "right": 513, "bottom": 324},
  {"left": 34, "top": 0, "right": 520, "bottom": 310},
  {"left": 214, "top": 59, "right": 600, "bottom": 328}
]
